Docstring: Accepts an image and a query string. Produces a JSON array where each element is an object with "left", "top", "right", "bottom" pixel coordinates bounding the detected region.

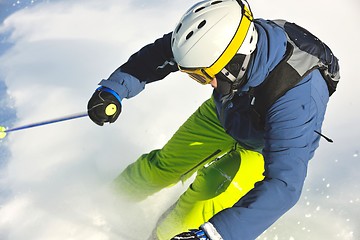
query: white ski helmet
[{"left": 171, "top": 0, "right": 258, "bottom": 84}]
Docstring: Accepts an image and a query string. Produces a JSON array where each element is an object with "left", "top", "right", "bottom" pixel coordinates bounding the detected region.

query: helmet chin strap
[{"left": 216, "top": 53, "right": 252, "bottom": 103}]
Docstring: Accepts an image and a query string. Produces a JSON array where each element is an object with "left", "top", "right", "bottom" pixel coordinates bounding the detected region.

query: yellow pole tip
[{"left": 0, "top": 126, "right": 7, "bottom": 139}]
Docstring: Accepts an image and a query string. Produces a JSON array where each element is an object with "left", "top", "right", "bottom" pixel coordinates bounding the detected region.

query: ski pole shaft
[{"left": 4, "top": 112, "right": 88, "bottom": 133}]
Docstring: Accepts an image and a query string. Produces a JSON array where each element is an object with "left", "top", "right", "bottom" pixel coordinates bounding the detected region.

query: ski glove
[
  {"left": 171, "top": 229, "right": 209, "bottom": 240},
  {"left": 87, "top": 87, "right": 122, "bottom": 126}
]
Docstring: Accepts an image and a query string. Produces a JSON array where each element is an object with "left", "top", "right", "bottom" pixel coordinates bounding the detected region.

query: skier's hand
[
  {"left": 171, "top": 229, "right": 209, "bottom": 240},
  {"left": 87, "top": 87, "right": 122, "bottom": 126}
]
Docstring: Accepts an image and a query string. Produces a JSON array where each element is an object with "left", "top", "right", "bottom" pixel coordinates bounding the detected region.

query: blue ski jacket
[{"left": 99, "top": 19, "right": 330, "bottom": 239}]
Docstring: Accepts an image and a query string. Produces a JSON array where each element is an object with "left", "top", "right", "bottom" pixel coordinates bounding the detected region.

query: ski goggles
[
  {"left": 179, "top": 5, "right": 253, "bottom": 85},
  {"left": 179, "top": 67, "right": 215, "bottom": 85}
]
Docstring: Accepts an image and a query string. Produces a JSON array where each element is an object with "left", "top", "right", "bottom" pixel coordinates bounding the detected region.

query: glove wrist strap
[{"left": 97, "top": 86, "right": 122, "bottom": 104}]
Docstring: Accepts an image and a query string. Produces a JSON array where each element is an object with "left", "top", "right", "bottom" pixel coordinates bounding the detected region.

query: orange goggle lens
[
  {"left": 188, "top": 73, "right": 211, "bottom": 85},
  {"left": 180, "top": 68, "right": 214, "bottom": 85}
]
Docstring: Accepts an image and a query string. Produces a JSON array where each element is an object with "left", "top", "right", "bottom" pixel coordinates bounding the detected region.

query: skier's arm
[
  {"left": 88, "top": 32, "right": 178, "bottom": 125},
  {"left": 99, "top": 32, "right": 178, "bottom": 99},
  {"left": 119, "top": 32, "right": 178, "bottom": 84},
  {"left": 204, "top": 71, "right": 329, "bottom": 239}
]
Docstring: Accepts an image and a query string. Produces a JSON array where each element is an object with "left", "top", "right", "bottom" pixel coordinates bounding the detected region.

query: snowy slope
[{"left": 0, "top": 0, "right": 359, "bottom": 239}]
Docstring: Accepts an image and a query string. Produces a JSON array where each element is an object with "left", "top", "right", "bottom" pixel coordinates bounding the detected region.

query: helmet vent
[
  {"left": 198, "top": 20, "right": 206, "bottom": 29},
  {"left": 211, "top": 1, "right": 223, "bottom": 5},
  {"left": 175, "top": 23, "right": 182, "bottom": 33},
  {"left": 194, "top": 6, "right": 206, "bottom": 13},
  {"left": 186, "top": 31, "right": 194, "bottom": 40}
]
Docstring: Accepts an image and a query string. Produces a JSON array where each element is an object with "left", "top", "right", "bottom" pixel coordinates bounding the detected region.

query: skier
[{"left": 87, "top": 0, "right": 340, "bottom": 239}]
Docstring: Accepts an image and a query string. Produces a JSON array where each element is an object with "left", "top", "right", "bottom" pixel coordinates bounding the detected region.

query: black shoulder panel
[
  {"left": 250, "top": 43, "right": 301, "bottom": 130},
  {"left": 250, "top": 21, "right": 340, "bottom": 130}
]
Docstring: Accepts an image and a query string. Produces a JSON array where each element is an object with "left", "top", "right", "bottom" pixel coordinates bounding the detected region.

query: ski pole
[{"left": 0, "top": 111, "right": 88, "bottom": 139}]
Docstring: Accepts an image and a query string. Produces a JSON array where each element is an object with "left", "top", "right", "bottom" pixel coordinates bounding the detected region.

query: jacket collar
[{"left": 241, "top": 19, "right": 288, "bottom": 92}]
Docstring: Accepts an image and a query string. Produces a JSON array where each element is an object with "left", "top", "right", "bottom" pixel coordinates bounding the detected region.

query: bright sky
[{"left": 0, "top": 0, "right": 359, "bottom": 239}]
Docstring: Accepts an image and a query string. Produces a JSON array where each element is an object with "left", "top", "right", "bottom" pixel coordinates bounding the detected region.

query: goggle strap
[
  {"left": 236, "top": 54, "right": 251, "bottom": 81},
  {"left": 220, "top": 68, "right": 237, "bottom": 82},
  {"left": 227, "top": 54, "right": 252, "bottom": 96}
]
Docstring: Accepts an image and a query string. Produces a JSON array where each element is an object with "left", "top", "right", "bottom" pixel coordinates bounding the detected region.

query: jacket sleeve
[
  {"left": 207, "top": 70, "right": 329, "bottom": 240},
  {"left": 99, "top": 32, "right": 178, "bottom": 99}
]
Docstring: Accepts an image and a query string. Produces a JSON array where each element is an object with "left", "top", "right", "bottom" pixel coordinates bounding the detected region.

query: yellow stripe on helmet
[{"left": 204, "top": 6, "right": 253, "bottom": 78}]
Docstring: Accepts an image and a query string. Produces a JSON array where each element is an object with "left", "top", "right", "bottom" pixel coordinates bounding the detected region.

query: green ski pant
[{"left": 113, "top": 97, "right": 264, "bottom": 240}]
